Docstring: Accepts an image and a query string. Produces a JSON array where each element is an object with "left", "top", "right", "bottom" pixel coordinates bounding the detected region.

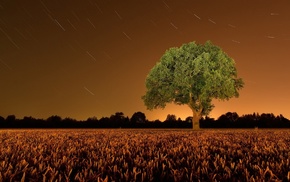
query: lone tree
[{"left": 142, "top": 41, "right": 244, "bottom": 129}]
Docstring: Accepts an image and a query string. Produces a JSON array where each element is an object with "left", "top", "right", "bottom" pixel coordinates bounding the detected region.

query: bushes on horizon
[{"left": 0, "top": 112, "right": 289, "bottom": 128}]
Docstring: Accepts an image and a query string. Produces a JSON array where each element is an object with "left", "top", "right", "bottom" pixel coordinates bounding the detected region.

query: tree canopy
[{"left": 142, "top": 41, "right": 244, "bottom": 129}]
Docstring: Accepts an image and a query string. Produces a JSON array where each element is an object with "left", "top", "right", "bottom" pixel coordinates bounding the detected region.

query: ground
[{"left": 0, "top": 129, "right": 289, "bottom": 181}]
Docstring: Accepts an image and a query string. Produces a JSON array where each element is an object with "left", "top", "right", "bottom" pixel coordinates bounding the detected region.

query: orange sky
[{"left": 1, "top": 0, "right": 290, "bottom": 121}]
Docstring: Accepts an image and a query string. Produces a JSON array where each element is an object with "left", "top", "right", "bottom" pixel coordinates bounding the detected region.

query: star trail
[{"left": 1, "top": 0, "right": 290, "bottom": 121}]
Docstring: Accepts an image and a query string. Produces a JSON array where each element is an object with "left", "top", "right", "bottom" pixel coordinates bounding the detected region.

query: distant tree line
[{"left": 0, "top": 112, "right": 289, "bottom": 128}]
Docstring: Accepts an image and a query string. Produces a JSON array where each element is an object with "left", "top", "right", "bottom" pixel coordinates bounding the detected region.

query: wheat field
[{"left": 0, "top": 129, "right": 290, "bottom": 181}]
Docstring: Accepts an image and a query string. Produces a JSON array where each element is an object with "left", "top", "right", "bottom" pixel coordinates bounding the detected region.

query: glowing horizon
[{"left": 1, "top": 0, "right": 290, "bottom": 122}]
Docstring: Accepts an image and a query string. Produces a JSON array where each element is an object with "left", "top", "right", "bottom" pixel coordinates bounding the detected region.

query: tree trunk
[
  {"left": 192, "top": 110, "right": 201, "bottom": 130},
  {"left": 188, "top": 93, "right": 202, "bottom": 130}
]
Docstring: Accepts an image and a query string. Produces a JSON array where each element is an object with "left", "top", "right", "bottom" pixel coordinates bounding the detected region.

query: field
[{"left": 0, "top": 129, "right": 290, "bottom": 182}]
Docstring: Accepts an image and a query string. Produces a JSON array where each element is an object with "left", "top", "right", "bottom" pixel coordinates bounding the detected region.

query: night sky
[{"left": 1, "top": 0, "right": 290, "bottom": 121}]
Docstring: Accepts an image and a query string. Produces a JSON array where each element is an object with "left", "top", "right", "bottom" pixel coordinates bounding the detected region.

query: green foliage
[{"left": 142, "top": 41, "right": 244, "bottom": 116}]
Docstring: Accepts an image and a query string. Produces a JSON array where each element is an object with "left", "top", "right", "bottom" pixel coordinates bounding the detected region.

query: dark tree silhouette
[
  {"left": 22, "top": 116, "right": 38, "bottom": 128},
  {"left": 165, "top": 114, "right": 177, "bottom": 122},
  {"left": 6, "top": 115, "right": 16, "bottom": 122},
  {"left": 130, "top": 112, "right": 146, "bottom": 126},
  {"left": 0, "top": 116, "right": 5, "bottom": 122},
  {"left": 185, "top": 116, "right": 193, "bottom": 123},
  {"left": 110, "top": 112, "right": 129, "bottom": 128},
  {"left": 217, "top": 112, "right": 239, "bottom": 128},
  {"left": 0, "top": 112, "right": 289, "bottom": 128},
  {"left": 86, "top": 116, "right": 98, "bottom": 128},
  {"left": 46, "top": 115, "right": 62, "bottom": 128}
]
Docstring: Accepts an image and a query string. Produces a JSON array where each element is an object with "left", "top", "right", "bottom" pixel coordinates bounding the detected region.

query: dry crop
[{"left": 0, "top": 129, "right": 290, "bottom": 181}]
